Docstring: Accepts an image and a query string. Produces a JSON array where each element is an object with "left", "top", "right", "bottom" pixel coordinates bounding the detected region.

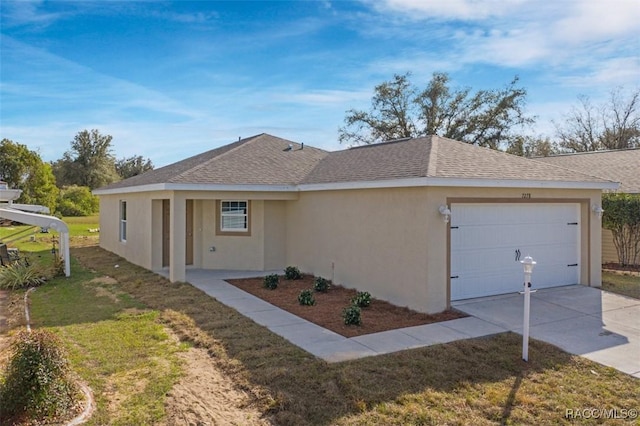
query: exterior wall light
[
  {"left": 592, "top": 204, "right": 604, "bottom": 219},
  {"left": 520, "top": 255, "right": 537, "bottom": 362},
  {"left": 439, "top": 205, "right": 451, "bottom": 223}
]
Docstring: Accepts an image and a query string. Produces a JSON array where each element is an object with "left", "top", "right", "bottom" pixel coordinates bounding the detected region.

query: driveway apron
[{"left": 453, "top": 285, "right": 640, "bottom": 378}]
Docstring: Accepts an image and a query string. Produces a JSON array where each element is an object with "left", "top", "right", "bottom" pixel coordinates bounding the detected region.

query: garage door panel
[
  {"left": 452, "top": 247, "right": 519, "bottom": 274},
  {"left": 453, "top": 223, "right": 576, "bottom": 250},
  {"left": 450, "top": 203, "right": 580, "bottom": 301}
]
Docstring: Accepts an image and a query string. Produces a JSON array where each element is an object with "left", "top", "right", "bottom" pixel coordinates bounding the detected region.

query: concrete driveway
[{"left": 452, "top": 285, "right": 640, "bottom": 378}]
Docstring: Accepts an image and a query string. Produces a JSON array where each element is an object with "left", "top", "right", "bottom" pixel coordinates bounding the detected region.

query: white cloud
[
  {"left": 557, "top": 57, "right": 640, "bottom": 89},
  {"left": 370, "top": 0, "right": 527, "bottom": 20},
  {"left": 1, "top": 36, "right": 203, "bottom": 120},
  {"left": 552, "top": 0, "right": 640, "bottom": 44},
  {"left": 369, "top": 0, "right": 640, "bottom": 72},
  {"left": 0, "top": 1, "right": 67, "bottom": 28},
  {"left": 149, "top": 10, "right": 219, "bottom": 24},
  {"left": 272, "top": 89, "right": 371, "bottom": 106}
]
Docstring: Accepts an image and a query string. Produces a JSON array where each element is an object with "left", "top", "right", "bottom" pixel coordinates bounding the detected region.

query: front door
[
  {"left": 162, "top": 200, "right": 170, "bottom": 267},
  {"left": 162, "top": 199, "right": 194, "bottom": 267},
  {"left": 185, "top": 199, "right": 193, "bottom": 266}
]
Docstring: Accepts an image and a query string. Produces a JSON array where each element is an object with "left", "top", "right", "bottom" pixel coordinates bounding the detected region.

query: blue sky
[{"left": 1, "top": 1, "right": 638, "bottom": 167}]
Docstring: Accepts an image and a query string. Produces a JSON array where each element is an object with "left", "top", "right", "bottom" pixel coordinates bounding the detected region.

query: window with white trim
[
  {"left": 119, "top": 200, "right": 127, "bottom": 242},
  {"left": 220, "top": 200, "right": 248, "bottom": 232}
]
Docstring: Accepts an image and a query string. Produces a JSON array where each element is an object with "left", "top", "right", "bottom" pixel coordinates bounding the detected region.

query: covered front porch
[{"left": 149, "top": 192, "right": 294, "bottom": 283}]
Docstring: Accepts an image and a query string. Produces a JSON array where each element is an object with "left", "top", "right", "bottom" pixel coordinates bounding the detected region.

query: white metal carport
[
  {"left": 0, "top": 207, "right": 71, "bottom": 277},
  {"left": 0, "top": 182, "right": 70, "bottom": 277}
]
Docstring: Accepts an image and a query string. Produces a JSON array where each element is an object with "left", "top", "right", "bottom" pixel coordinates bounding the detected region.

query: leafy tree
[
  {"left": 57, "top": 185, "right": 99, "bottom": 217},
  {"left": 602, "top": 193, "right": 640, "bottom": 266},
  {"left": 0, "top": 139, "right": 59, "bottom": 212},
  {"left": 339, "top": 72, "right": 535, "bottom": 150},
  {"left": 20, "top": 162, "right": 59, "bottom": 212},
  {"left": 53, "top": 129, "right": 120, "bottom": 189},
  {"left": 506, "top": 135, "right": 558, "bottom": 158},
  {"left": 554, "top": 88, "right": 640, "bottom": 152},
  {"left": 115, "top": 155, "right": 154, "bottom": 179}
]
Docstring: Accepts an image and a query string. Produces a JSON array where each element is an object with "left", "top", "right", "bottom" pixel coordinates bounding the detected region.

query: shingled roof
[
  {"left": 301, "top": 135, "right": 615, "bottom": 185},
  {"left": 95, "top": 133, "right": 616, "bottom": 194},
  {"left": 97, "top": 134, "right": 328, "bottom": 191},
  {"left": 536, "top": 148, "right": 640, "bottom": 193}
]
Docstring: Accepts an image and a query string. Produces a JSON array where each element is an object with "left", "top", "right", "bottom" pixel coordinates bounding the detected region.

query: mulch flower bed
[
  {"left": 226, "top": 275, "right": 466, "bottom": 338},
  {"left": 603, "top": 263, "right": 640, "bottom": 274}
]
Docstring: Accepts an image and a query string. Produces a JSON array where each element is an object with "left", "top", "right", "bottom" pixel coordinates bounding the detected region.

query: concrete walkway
[
  {"left": 453, "top": 285, "right": 640, "bottom": 378},
  {"left": 168, "top": 270, "right": 505, "bottom": 363},
  {"left": 166, "top": 270, "right": 639, "bottom": 376}
]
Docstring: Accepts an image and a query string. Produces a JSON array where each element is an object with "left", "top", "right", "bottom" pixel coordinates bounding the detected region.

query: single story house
[
  {"left": 94, "top": 134, "right": 618, "bottom": 313},
  {"left": 537, "top": 148, "right": 640, "bottom": 265}
]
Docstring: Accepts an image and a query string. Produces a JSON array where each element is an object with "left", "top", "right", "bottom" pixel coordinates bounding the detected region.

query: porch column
[{"left": 169, "top": 192, "right": 186, "bottom": 282}]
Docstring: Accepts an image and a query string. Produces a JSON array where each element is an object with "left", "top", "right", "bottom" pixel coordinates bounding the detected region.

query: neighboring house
[
  {"left": 537, "top": 148, "right": 640, "bottom": 265},
  {"left": 94, "top": 134, "right": 617, "bottom": 313}
]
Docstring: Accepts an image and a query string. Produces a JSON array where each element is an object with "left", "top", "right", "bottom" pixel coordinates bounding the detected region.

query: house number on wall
[{"left": 522, "top": 193, "right": 531, "bottom": 199}]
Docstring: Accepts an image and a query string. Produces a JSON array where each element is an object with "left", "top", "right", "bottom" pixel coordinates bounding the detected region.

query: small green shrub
[
  {"left": 343, "top": 304, "right": 362, "bottom": 326},
  {"left": 298, "top": 289, "right": 316, "bottom": 306},
  {"left": 0, "top": 262, "right": 46, "bottom": 290},
  {"left": 0, "top": 329, "right": 79, "bottom": 422},
  {"left": 284, "top": 266, "right": 302, "bottom": 280},
  {"left": 351, "top": 291, "right": 372, "bottom": 308},
  {"left": 263, "top": 274, "right": 279, "bottom": 290},
  {"left": 314, "top": 276, "right": 330, "bottom": 293}
]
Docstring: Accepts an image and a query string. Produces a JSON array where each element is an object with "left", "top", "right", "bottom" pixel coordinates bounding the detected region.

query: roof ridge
[
  {"left": 347, "top": 137, "right": 412, "bottom": 150},
  {"left": 425, "top": 135, "right": 438, "bottom": 177},
  {"left": 540, "top": 147, "right": 640, "bottom": 158}
]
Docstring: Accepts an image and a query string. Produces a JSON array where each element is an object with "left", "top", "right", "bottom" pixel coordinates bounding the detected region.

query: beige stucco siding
[
  {"left": 287, "top": 186, "right": 603, "bottom": 313},
  {"left": 99, "top": 192, "right": 161, "bottom": 270},
  {"left": 263, "top": 201, "right": 287, "bottom": 270},
  {"left": 199, "top": 199, "right": 264, "bottom": 270},
  {"left": 286, "top": 187, "right": 433, "bottom": 312}
]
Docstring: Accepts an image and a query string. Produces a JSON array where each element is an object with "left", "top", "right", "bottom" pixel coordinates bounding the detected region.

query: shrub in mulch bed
[{"left": 227, "top": 274, "right": 466, "bottom": 338}]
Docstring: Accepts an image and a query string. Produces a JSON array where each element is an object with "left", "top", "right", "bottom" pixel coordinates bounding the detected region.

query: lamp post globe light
[{"left": 520, "top": 255, "right": 536, "bottom": 362}]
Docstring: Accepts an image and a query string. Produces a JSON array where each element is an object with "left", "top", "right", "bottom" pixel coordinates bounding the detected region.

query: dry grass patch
[
  {"left": 163, "top": 346, "right": 268, "bottom": 426},
  {"left": 228, "top": 275, "right": 464, "bottom": 337},
  {"left": 71, "top": 246, "right": 640, "bottom": 426}
]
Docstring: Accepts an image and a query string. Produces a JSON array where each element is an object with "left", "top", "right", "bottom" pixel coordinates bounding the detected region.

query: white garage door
[{"left": 450, "top": 203, "right": 580, "bottom": 301}]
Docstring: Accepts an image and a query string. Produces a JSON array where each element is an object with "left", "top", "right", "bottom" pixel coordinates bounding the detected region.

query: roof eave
[
  {"left": 298, "top": 177, "right": 620, "bottom": 191},
  {"left": 93, "top": 177, "right": 620, "bottom": 196},
  {"left": 93, "top": 183, "right": 299, "bottom": 195}
]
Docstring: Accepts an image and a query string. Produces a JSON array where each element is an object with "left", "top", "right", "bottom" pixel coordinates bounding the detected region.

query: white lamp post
[{"left": 520, "top": 255, "right": 536, "bottom": 362}]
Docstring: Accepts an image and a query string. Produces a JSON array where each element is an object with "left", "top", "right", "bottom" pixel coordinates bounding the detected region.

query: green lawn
[
  {"left": 602, "top": 270, "right": 640, "bottom": 299},
  {"left": 9, "top": 259, "right": 188, "bottom": 425}
]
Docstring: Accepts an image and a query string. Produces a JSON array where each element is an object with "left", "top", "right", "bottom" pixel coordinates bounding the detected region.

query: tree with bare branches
[
  {"left": 339, "top": 72, "right": 535, "bottom": 151},
  {"left": 554, "top": 88, "right": 639, "bottom": 152}
]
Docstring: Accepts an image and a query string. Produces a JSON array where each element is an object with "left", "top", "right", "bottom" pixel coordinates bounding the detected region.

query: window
[
  {"left": 220, "top": 200, "right": 249, "bottom": 232},
  {"left": 119, "top": 200, "right": 127, "bottom": 242}
]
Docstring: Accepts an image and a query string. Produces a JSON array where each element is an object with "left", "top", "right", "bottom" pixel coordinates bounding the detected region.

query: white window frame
[
  {"left": 220, "top": 200, "right": 248, "bottom": 232},
  {"left": 119, "top": 200, "right": 127, "bottom": 242}
]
